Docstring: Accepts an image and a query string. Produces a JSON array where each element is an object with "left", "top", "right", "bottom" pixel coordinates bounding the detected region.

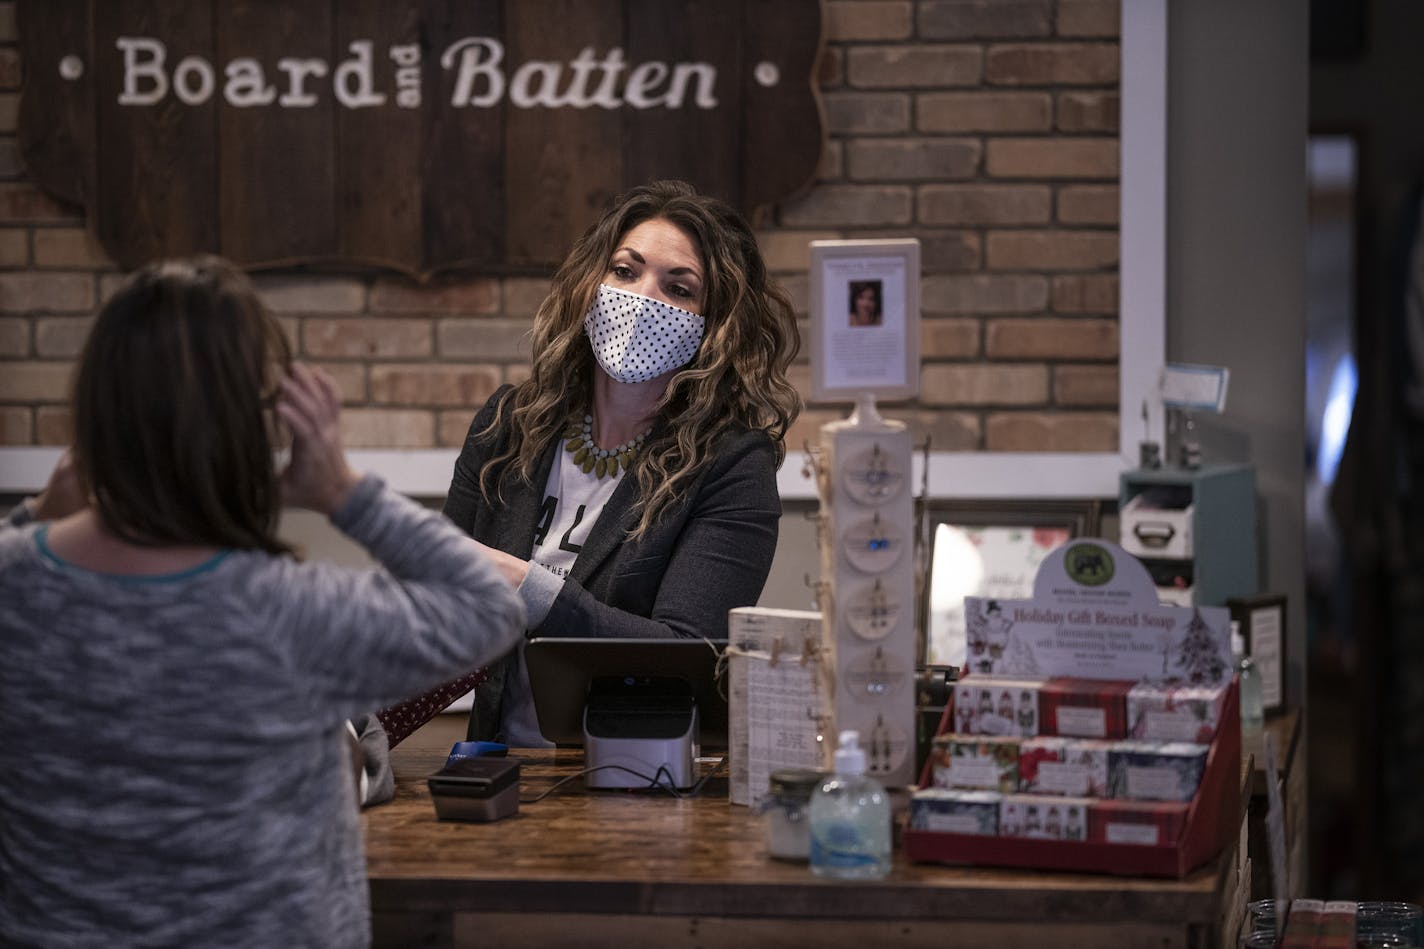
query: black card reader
[{"left": 427, "top": 757, "right": 520, "bottom": 822}]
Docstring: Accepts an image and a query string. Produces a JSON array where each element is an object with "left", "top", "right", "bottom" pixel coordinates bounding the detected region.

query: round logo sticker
[{"left": 1064, "top": 542, "right": 1115, "bottom": 587}]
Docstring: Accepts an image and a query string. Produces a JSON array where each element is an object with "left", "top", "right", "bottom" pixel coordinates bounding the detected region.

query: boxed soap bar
[
  {"left": 1039, "top": 678, "right": 1133, "bottom": 739},
  {"left": 1018, "top": 737, "right": 1112, "bottom": 797},
  {"left": 951, "top": 677, "right": 1042, "bottom": 738},
  {"left": 1126, "top": 681, "right": 1227, "bottom": 743},
  {"left": 1279, "top": 898, "right": 1325, "bottom": 949},
  {"left": 1317, "top": 901, "right": 1357, "bottom": 949},
  {"left": 929, "top": 735, "right": 1020, "bottom": 793},
  {"left": 1000, "top": 793, "right": 1091, "bottom": 841},
  {"left": 908, "top": 789, "right": 1001, "bottom": 836},
  {"left": 1107, "top": 741, "right": 1210, "bottom": 802},
  {"left": 1086, "top": 799, "right": 1188, "bottom": 846}
]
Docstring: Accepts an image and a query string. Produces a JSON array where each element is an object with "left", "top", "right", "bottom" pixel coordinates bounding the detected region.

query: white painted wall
[{"left": 1165, "top": 0, "right": 1309, "bottom": 706}]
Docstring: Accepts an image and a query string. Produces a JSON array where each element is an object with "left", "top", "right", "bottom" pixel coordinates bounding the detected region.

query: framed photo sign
[
  {"left": 922, "top": 500, "right": 1102, "bottom": 670},
  {"left": 809, "top": 239, "right": 921, "bottom": 402}
]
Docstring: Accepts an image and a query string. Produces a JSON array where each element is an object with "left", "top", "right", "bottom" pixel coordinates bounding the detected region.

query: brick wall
[{"left": 0, "top": 0, "right": 1120, "bottom": 456}]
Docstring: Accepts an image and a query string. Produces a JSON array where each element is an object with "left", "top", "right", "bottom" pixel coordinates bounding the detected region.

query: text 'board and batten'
[{"left": 18, "top": 0, "right": 824, "bottom": 276}]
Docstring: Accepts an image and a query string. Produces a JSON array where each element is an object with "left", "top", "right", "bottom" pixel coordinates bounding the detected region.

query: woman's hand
[
  {"left": 466, "top": 537, "right": 530, "bottom": 590},
  {"left": 276, "top": 363, "right": 363, "bottom": 515},
  {"left": 32, "top": 448, "right": 86, "bottom": 521}
]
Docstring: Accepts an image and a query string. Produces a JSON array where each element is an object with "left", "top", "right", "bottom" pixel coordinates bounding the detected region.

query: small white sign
[
  {"left": 1143, "top": 709, "right": 1203, "bottom": 742},
  {"left": 925, "top": 812, "right": 988, "bottom": 834},
  {"left": 1106, "top": 822, "right": 1161, "bottom": 846},
  {"left": 1252, "top": 604, "right": 1284, "bottom": 709},
  {"left": 1056, "top": 707, "right": 1108, "bottom": 739},
  {"left": 1037, "top": 761, "right": 1091, "bottom": 796},
  {"left": 1126, "top": 765, "right": 1186, "bottom": 801},
  {"left": 1159, "top": 363, "right": 1229, "bottom": 412},
  {"left": 948, "top": 757, "right": 1001, "bottom": 789}
]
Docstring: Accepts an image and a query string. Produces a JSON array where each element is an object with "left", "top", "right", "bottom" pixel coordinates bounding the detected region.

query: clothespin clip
[
  {"left": 802, "top": 573, "right": 830, "bottom": 611},
  {"left": 769, "top": 636, "right": 783, "bottom": 667},
  {"left": 800, "top": 439, "right": 823, "bottom": 480}
]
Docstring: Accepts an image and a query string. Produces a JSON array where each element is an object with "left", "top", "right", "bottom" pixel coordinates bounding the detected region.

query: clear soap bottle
[
  {"left": 809, "top": 729, "right": 891, "bottom": 880},
  {"left": 1233, "top": 625, "right": 1265, "bottom": 758}
]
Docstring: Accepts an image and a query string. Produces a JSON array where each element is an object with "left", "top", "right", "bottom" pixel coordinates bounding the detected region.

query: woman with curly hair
[{"left": 379, "top": 179, "right": 801, "bottom": 747}]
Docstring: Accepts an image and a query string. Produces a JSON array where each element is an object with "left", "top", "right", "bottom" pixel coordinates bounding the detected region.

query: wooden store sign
[{"left": 18, "top": 1, "right": 823, "bottom": 275}]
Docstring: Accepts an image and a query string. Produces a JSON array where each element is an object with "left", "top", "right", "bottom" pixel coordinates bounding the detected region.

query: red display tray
[{"left": 903, "top": 679, "right": 1241, "bottom": 879}]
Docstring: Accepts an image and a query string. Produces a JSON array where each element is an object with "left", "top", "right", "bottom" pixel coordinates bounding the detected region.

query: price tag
[{"left": 1160, "top": 362, "right": 1229, "bottom": 412}]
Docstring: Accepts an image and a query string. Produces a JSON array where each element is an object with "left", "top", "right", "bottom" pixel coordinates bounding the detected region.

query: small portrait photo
[{"left": 848, "top": 279, "right": 883, "bottom": 327}]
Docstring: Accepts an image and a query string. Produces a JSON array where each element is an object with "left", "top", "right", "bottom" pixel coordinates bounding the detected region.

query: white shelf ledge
[{"left": 1, "top": 446, "right": 1125, "bottom": 501}]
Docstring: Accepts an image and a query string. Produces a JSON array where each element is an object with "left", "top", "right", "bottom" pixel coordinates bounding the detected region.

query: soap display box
[
  {"left": 929, "top": 735, "right": 1020, "bottom": 793},
  {"left": 904, "top": 680, "right": 1241, "bottom": 878},
  {"left": 999, "top": 794, "right": 1091, "bottom": 841},
  {"left": 1107, "top": 741, "right": 1210, "bottom": 802},
  {"left": 1086, "top": 800, "right": 1188, "bottom": 847},
  {"left": 1038, "top": 678, "right": 1133, "bottom": 740},
  {"left": 908, "top": 789, "right": 1001, "bottom": 836},
  {"left": 1126, "top": 681, "right": 1227, "bottom": 743},
  {"left": 1316, "top": 901, "right": 1358, "bottom": 949},
  {"left": 1019, "top": 735, "right": 1116, "bottom": 792},
  {"left": 951, "top": 677, "right": 1043, "bottom": 738},
  {"left": 1279, "top": 899, "right": 1325, "bottom": 949},
  {"left": 1317, "top": 901, "right": 1357, "bottom": 949},
  {"left": 1018, "top": 737, "right": 1113, "bottom": 797}
]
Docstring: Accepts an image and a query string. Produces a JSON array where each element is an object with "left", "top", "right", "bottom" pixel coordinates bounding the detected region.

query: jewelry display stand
[{"left": 816, "top": 392, "right": 916, "bottom": 788}]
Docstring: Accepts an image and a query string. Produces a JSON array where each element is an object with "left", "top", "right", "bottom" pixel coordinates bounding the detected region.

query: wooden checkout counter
[{"left": 364, "top": 711, "right": 1303, "bottom": 949}]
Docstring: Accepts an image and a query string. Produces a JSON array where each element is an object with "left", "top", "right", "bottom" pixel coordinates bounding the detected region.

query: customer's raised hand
[{"left": 276, "top": 362, "right": 362, "bottom": 515}]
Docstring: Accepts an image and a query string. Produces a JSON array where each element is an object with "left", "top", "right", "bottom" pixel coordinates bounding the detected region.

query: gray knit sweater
[{"left": 0, "top": 477, "right": 525, "bottom": 948}]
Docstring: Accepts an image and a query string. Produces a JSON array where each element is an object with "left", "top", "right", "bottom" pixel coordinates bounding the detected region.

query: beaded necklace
[{"left": 562, "top": 414, "right": 648, "bottom": 479}]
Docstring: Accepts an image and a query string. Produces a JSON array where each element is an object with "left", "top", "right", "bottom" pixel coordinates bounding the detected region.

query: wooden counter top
[{"left": 364, "top": 716, "right": 1249, "bottom": 948}]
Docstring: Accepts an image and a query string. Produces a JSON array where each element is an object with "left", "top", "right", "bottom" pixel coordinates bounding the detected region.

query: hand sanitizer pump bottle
[
  {"left": 809, "top": 730, "right": 891, "bottom": 879},
  {"left": 1232, "top": 625, "right": 1265, "bottom": 759}
]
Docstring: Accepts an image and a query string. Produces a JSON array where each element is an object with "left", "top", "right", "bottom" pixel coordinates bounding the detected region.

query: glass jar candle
[
  {"left": 1248, "top": 899, "right": 1285, "bottom": 933},
  {"left": 1358, "top": 902, "right": 1424, "bottom": 946},
  {"left": 763, "top": 768, "right": 823, "bottom": 862}
]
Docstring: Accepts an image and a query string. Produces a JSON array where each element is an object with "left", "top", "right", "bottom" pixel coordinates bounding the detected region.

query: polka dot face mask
[{"left": 582, "top": 284, "right": 706, "bottom": 384}]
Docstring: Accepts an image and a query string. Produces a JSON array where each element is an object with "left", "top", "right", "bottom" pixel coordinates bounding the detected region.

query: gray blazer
[{"left": 444, "top": 386, "right": 783, "bottom": 739}]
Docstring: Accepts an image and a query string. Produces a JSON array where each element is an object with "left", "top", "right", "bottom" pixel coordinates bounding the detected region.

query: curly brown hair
[{"left": 476, "top": 180, "right": 801, "bottom": 538}]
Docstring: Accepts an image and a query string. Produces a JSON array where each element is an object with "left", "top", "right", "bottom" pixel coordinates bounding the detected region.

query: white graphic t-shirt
[
  {"left": 502, "top": 444, "right": 624, "bottom": 747},
  {"left": 529, "top": 448, "right": 623, "bottom": 580}
]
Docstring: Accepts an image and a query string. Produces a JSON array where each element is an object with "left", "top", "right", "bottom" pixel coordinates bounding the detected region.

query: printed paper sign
[
  {"left": 1160, "top": 363, "right": 1229, "bottom": 412},
  {"left": 923, "top": 812, "right": 987, "bottom": 834},
  {"left": 1124, "top": 765, "right": 1194, "bottom": 801},
  {"left": 948, "top": 758, "right": 1001, "bottom": 789},
  {"left": 1106, "top": 822, "right": 1161, "bottom": 846},
  {"left": 963, "top": 540, "right": 1232, "bottom": 686},
  {"left": 1143, "top": 710, "right": 1204, "bottom": 742},
  {"left": 1251, "top": 604, "right": 1284, "bottom": 708},
  {"left": 1037, "top": 762, "right": 1090, "bottom": 796}
]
